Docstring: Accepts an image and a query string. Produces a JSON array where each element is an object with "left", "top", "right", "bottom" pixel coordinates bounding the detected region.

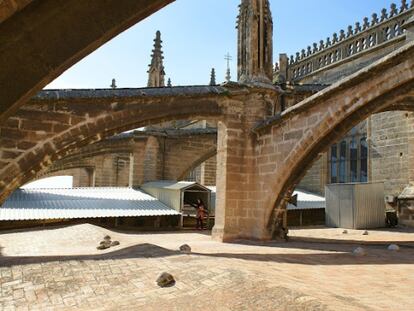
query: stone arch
[
  {"left": 254, "top": 42, "right": 414, "bottom": 235},
  {"left": 177, "top": 147, "right": 217, "bottom": 182},
  {"left": 0, "top": 0, "right": 173, "bottom": 123},
  {"left": 28, "top": 128, "right": 218, "bottom": 189},
  {"left": 0, "top": 88, "right": 227, "bottom": 203}
]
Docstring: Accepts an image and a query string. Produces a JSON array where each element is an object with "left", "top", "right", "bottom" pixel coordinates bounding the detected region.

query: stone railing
[{"left": 279, "top": 1, "right": 414, "bottom": 83}]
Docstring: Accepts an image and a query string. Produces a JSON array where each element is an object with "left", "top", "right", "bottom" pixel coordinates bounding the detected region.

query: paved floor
[
  {"left": 289, "top": 226, "right": 414, "bottom": 244},
  {"left": 0, "top": 224, "right": 413, "bottom": 310}
]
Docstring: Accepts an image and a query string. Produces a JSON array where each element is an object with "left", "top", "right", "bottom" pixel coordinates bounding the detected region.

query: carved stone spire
[
  {"left": 237, "top": 0, "right": 273, "bottom": 84},
  {"left": 147, "top": 31, "right": 165, "bottom": 87},
  {"left": 210, "top": 68, "right": 216, "bottom": 85},
  {"left": 110, "top": 78, "right": 117, "bottom": 89}
]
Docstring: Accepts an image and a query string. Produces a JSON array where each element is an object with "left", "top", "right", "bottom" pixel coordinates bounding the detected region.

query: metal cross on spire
[{"left": 224, "top": 52, "right": 232, "bottom": 82}]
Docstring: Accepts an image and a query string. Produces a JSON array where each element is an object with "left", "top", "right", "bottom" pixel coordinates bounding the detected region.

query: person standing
[{"left": 195, "top": 199, "right": 206, "bottom": 230}]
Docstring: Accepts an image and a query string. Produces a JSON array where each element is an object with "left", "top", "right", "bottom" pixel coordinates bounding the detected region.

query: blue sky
[{"left": 46, "top": 0, "right": 396, "bottom": 88}]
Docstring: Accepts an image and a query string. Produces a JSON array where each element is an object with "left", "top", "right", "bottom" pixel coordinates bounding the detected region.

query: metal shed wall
[
  {"left": 207, "top": 186, "right": 216, "bottom": 215},
  {"left": 325, "top": 182, "right": 385, "bottom": 229},
  {"left": 140, "top": 187, "right": 181, "bottom": 213}
]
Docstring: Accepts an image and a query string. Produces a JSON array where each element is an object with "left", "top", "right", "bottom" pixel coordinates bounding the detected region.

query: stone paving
[{"left": 0, "top": 224, "right": 413, "bottom": 310}]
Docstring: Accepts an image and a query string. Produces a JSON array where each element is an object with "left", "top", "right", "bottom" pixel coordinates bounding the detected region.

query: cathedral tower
[
  {"left": 237, "top": 0, "right": 273, "bottom": 83},
  {"left": 147, "top": 31, "right": 165, "bottom": 87}
]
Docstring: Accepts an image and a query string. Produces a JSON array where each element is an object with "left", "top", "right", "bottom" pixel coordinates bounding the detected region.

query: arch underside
[
  {"left": 0, "top": 0, "right": 174, "bottom": 123},
  {"left": 264, "top": 59, "right": 414, "bottom": 234}
]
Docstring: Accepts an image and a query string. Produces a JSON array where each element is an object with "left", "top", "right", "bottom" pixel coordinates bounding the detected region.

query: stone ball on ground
[
  {"left": 362, "top": 230, "right": 369, "bottom": 235},
  {"left": 388, "top": 244, "right": 400, "bottom": 251},
  {"left": 99, "top": 240, "right": 111, "bottom": 248},
  {"left": 156, "top": 272, "right": 175, "bottom": 287},
  {"left": 353, "top": 247, "right": 367, "bottom": 256},
  {"left": 179, "top": 244, "right": 191, "bottom": 253},
  {"left": 111, "top": 241, "right": 120, "bottom": 246},
  {"left": 97, "top": 244, "right": 110, "bottom": 250},
  {"left": 103, "top": 240, "right": 112, "bottom": 246},
  {"left": 342, "top": 230, "right": 348, "bottom": 234}
]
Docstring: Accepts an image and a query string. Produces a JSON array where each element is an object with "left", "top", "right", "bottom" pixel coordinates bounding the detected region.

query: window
[
  {"left": 330, "top": 144, "right": 337, "bottom": 183},
  {"left": 350, "top": 138, "right": 358, "bottom": 182},
  {"left": 360, "top": 137, "right": 368, "bottom": 182},
  {"left": 339, "top": 140, "right": 347, "bottom": 183},
  {"left": 328, "top": 124, "right": 368, "bottom": 183}
]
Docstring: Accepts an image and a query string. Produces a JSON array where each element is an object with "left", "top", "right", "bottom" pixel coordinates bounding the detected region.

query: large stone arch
[
  {"left": 254, "top": 41, "right": 414, "bottom": 236},
  {"left": 30, "top": 128, "right": 218, "bottom": 189},
  {"left": 0, "top": 0, "right": 174, "bottom": 123},
  {"left": 0, "top": 86, "right": 232, "bottom": 203}
]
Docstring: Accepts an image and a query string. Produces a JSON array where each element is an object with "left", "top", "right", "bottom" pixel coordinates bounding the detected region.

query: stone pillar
[
  {"left": 278, "top": 54, "right": 289, "bottom": 83},
  {"left": 143, "top": 136, "right": 163, "bottom": 182},
  {"left": 128, "top": 153, "right": 134, "bottom": 187},
  {"left": 212, "top": 93, "right": 275, "bottom": 241},
  {"left": 87, "top": 168, "right": 96, "bottom": 187},
  {"left": 405, "top": 16, "right": 414, "bottom": 41}
]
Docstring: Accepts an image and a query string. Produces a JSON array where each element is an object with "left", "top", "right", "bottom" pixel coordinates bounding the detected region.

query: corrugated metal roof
[
  {"left": 0, "top": 188, "right": 180, "bottom": 221},
  {"left": 287, "top": 190, "right": 326, "bottom": 210},
  {"left": 206, "top": 187, "right": 324, "bottom": 211},
  {"left": 141, "top": 181, "right": 211, "bottom": 192}
]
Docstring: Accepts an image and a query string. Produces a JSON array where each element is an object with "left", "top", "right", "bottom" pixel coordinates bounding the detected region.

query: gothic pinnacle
[
  {"left": 237, "top": 0, "right": 273, "bottom": 84},
  {"left": 210, "top": 68, "right": 216, "bottom": 85},
  {"left": 147, "top": 30, "right": 166, "bottom": 87},
  {"left": 110, "top": 78, "right": 117, "bottom": 89},
  {"left": 224, "top": 53, "right": 232, "bottom": 82}
]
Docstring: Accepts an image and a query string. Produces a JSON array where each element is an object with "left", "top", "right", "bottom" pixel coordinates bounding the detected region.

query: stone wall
[
  {"left": 162, "top": 133, "right": 217, "bottom": 180},
  {"left": 94, "top": 154, "right": 131, "bottom": 187},
  {"left": 200, "top": 155, "right": 217, "bottom": 186},
  {"left": 297, "top": 153, "right": 327, "bottom": 196},
  {"left": 369, "top": 111, "right": 414, "bottom": 196},
  {"left": 42, "top": 168, "right": 92, "bottom": 187},
  {"left": 39, "top": 130, "right": 218, "bottom": 189}
]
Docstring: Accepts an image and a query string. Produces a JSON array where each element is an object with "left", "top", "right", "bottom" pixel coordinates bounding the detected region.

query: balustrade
[{"left": 276, "top": 1, "right": 414, "bottom": 82}]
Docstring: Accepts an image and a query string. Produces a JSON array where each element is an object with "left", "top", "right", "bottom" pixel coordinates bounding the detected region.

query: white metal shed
[
  {"left": 325, "top": 182, "right": 385, "bottom": 229},
  {"left": 141, "top": 181, "right": 211, "bottom": 226}
]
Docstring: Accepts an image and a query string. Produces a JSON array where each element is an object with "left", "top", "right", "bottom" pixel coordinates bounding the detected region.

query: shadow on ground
[{"left": 0, "top": 240, "right": 413, "bottom": 268}]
